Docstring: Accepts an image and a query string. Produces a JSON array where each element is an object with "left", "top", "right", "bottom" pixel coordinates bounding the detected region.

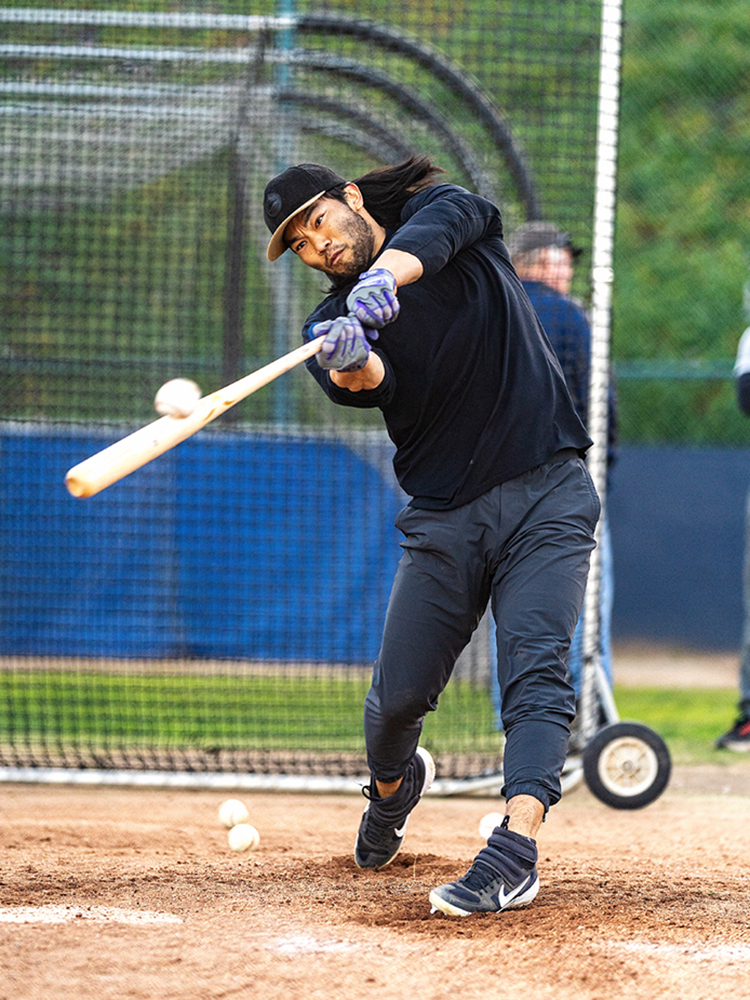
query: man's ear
[{"left": 343, "top": 183, "right": 364, "bottom": 211}]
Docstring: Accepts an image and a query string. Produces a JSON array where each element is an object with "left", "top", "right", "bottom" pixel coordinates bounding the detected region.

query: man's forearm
[
  {"left": 374, "top": 249, "right": 424, "bottom": 288},
  {"left": 328, "top": 252, "right": 419, "bottom": 392},
  {"left": 330, "top": 351, "right": 385, "bottom": 391}
]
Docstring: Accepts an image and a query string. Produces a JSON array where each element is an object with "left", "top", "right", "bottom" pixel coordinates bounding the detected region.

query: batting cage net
[{"left": 1, "top": 1, "right": 616, "bottom": 786}]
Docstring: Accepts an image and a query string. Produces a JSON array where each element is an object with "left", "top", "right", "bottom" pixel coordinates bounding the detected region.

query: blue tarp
[
  {"left": 0, "top": 428, "right": 403, "bottom": 661},
  {"left": 609, "top": 447, "right": 746, "bottom": 652},
  {"left": 1, "top": 430, "right": 747, "bottom": 656}
]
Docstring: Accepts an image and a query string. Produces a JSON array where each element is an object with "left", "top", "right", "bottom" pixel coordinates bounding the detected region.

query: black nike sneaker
[
  {"left": 429, "top": 815, "right": 539, "bottom": 916},
  {"left": 354, "top": 746, "right": 435, "bottom": 869}
]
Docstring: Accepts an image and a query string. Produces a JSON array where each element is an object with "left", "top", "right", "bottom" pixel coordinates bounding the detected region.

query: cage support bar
[{"left": 580, "top": 0, "right": 624, "bottom": 740}]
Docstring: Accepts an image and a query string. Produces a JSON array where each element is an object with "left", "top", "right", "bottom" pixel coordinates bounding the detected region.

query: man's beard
[{"left": 326, "top": 209, "right": 376, "bottom": 292}]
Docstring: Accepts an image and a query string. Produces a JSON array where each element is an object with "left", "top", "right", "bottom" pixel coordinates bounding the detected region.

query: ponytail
[
  {"left": 327, "top": 156, "right": 445, "bottom": 228},
  {"left": 355, "top": 156, "right": 445, "bottom": 227}
]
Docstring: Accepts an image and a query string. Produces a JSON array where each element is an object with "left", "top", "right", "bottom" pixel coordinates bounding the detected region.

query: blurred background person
[
  {"left": 715, "top": 324, "right": 750, "bottom": 751},
  {"left": 489, "top": 222, "right": 618, "bottom": 734}
]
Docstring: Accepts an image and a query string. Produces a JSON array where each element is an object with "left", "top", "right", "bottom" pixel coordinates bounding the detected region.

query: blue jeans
[{"left": 491, "top": 514, "right": 613, "bottom": 727}]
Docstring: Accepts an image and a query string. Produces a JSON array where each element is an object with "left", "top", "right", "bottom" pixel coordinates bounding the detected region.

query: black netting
[{"left": 3, "top": 1, "right": 613, "bottom": 778}]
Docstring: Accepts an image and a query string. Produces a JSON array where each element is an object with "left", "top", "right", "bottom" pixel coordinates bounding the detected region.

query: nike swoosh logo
[
  {"left": 394, "top": 821, "right": 408, "bottom": 838},
  {"left": 497, "top": 876, "right": 531, "bottom": 908}
]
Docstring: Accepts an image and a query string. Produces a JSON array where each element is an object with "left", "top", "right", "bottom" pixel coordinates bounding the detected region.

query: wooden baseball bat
[{"left": 65, "top": 336, "right": 325, "bottom": 499}]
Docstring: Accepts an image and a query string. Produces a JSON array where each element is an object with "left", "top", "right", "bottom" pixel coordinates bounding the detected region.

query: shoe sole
[
  {"left": 354, "top": 747, "right": 435, "bottom": 870},
  {"left": 415, "top": 746, "right": 436, "bottom": 796},
  {"left": 428, "top": 874, "right": 540, "bottom": 917}
]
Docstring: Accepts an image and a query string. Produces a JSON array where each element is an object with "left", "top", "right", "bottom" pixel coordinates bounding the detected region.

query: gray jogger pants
[{"left": 363, "top": 450, "right": 600, "bottom": 811}]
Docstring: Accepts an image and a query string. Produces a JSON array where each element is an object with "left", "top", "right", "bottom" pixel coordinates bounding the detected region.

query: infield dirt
[
  {"left": 1, "top": 760, "right": 749, "bottom": 1000},
  {"left": 1, "top": 646, "right": 748, "bottom": 1000}
]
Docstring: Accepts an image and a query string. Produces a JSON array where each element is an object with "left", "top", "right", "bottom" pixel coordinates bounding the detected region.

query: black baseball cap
[
  {"left": 263, "top": 163, "right": 346, "bottom": 261},
  {"left": 506, "top": 221, "right": 583, "bottom": 259}
]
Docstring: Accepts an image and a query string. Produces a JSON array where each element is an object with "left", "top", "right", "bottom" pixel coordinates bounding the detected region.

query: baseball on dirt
[
  {"left": 154, "top": 378, "right": 201, "bottom": 418},
  {"left": 218, "top": 799, "right": 250, "bottom": 829},
  {"left": 479, "top": 812, "right": 507, "bottom": 840},
  {"left": 228, "top": 823, "right": 260, "bottom": 853}
]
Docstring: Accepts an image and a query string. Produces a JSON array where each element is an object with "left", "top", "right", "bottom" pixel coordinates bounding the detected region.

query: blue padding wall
[
  {"left": 2, "top": 432, "right": 748, "bottom": 656},
  {"left": 609, "top": 447, "right": 747, "bottom": 652},
  {"left": 0, "top": 428, "right": 403, "bottom": 661}
]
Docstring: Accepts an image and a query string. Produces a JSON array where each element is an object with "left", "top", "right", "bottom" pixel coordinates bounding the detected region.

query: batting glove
[
  {"left": 345, "top": 268, "right": 399, "bottom": 329},
  {"left": 312, "top": 314, "right": 372, "bottom": 372}
]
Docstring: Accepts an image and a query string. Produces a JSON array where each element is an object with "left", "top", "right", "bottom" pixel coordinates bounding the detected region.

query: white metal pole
[{"left": 580, "top": 0, "right": 624, "bottom": 739}]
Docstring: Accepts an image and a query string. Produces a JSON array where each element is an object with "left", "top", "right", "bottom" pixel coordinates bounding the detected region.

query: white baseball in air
[
  {"left": 154, "top": 378, "right": 201, "bottom": 418},
  {"left": 218, "top": 799, "right": 250, "bottom": 829},
  {"left": 478, "top": 812, "right": 507, "bottom": 840},
  {"left": 228, "top": 823, "right": 260, "bottom": 853}
]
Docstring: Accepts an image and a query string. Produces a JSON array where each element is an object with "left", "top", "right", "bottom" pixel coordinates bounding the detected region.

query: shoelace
[{"left": 360, "top": 783, "right": 411, "bottom": 841}]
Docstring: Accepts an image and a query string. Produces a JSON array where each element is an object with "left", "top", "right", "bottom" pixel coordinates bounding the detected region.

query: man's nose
[{"left": 311, "top": 232, "right": 330, "bottom": 254}]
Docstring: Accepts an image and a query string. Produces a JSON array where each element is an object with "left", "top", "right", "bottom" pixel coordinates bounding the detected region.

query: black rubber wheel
[{"left": 582, "top": 721, "right": 671, "bottom": 809}]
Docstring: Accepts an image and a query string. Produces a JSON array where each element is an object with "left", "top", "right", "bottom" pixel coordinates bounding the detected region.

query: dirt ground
[
  {"left": 1, "top": 646, "right": 748, "bottom": 1000},
  {"left": 0, "top": 764, "right": 749, "bottom": 1000},
  {"left": 612, "top": 642, "right": 738, "bottom": 689}
]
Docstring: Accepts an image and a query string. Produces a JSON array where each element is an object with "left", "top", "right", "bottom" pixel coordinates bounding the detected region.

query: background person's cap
[
  {"left": 506, "top": 221, "right": 583, "bottom": 259},
  {"left": 263, "top": 163, "right": 346, "bottom": 261}
]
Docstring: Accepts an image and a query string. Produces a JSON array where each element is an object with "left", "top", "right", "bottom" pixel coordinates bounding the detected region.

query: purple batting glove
[
  {"left": 345, "top": 268, "right": 400, "bottom": 329},
  {"left": 312, "top": 314, "right": 372, "bottom": 372}
]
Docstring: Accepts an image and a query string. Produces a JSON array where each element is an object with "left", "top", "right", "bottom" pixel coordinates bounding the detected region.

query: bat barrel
[
  {"left": 64, "top": 336, "right": 324, "bottom": 499},
  {"left": 65, "top": 469, "right": 99, "bottom": 499},
  {"left": 64, "top": 409, "right": 209, "bottom": 498}
]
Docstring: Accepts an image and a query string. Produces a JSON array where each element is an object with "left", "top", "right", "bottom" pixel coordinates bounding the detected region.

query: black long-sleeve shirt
[{"left": 303, "top": 184, "right": 592, "bottom": 509}]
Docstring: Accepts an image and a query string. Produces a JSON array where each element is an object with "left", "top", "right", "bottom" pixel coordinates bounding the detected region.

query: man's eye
[
  {"left": 295, "top": 240, "right": 306, "bottom": 253},
  {"left": 315, "top": 213, "right": 324, "bottom": 228}
]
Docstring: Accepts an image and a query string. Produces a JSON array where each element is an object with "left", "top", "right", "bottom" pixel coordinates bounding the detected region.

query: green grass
[
  {"left": 613, "top": 686, "right": 741, "bottom": 765},
  {"left": 0, "top": 669, "right": 743, "bottom": 767},
  {"left": 0, "top": 669, "right": 503, "bottom": 757}
]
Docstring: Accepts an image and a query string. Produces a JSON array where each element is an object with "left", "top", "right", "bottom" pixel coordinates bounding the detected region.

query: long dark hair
[
  {"left": 321, "top": 156, "right": 445, "bottom": 293},
  {"left": 330, "top": 155, "right": 446, "bottom": 228}
]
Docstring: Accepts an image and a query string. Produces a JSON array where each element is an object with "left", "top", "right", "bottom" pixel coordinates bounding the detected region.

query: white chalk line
[
  {"left": 272, "top": 934, "right": 356, "bottom": 956},
  {"left": 615, "top": 940, "right": 750, "bottom": 963},
  {"left": 0, "top": 905, "right": 183, "bottom": 925}
]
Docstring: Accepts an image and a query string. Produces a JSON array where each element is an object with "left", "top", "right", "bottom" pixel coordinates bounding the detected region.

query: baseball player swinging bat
[{"left": 64, "top": 336, "right": 325, "bottom": 499}]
